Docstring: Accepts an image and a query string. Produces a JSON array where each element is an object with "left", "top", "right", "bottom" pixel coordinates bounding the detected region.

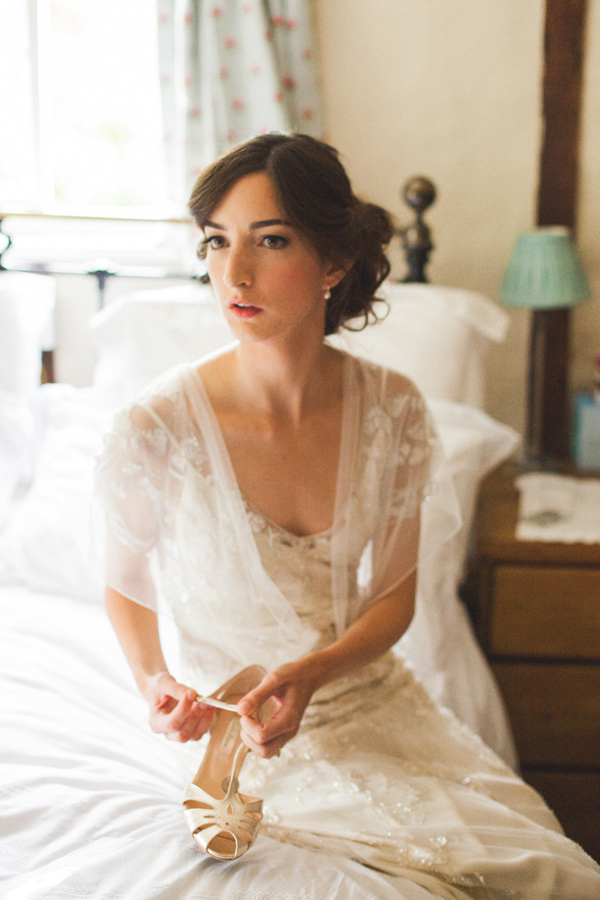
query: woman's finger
[
  {"left": 169, "top": 690, "right": 203, "bottom": 729},
  {"left": 237, "top": 669, "right": 287, "bottom": 717},
  {"left": 160, "top": 698, "right": 212, "bottom": 742},
  {"left": 187, "top": 701, "right": 216, "bottom": 739},
  {"left": 240, "top": 726, "right": 289, "bottom": 759},
  {"left": 240, "top": 703, "right": 300, "bottom": 747},
  {"left": 240, "top": 711, "right": 278, "bottom": 744}
]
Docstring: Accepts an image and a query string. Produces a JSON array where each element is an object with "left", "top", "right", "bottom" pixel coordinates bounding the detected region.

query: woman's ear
[{"left": 324, "top": 260, "right": 353, "bottom": 293}]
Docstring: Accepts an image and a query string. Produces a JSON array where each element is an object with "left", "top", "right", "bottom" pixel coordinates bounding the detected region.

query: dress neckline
[{"left": 243, "top": 493, "right": 334, "bottom": 543}]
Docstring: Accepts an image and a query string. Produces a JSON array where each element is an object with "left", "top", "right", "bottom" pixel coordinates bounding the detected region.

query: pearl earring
[{"left": 324, "top": 289, "right": 331, "bottom": 300}]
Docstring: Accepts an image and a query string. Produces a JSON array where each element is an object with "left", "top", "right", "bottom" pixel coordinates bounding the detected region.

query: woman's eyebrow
[
  {"left": 204, "top": 218, "right": 290, "bottom": 230},
  {"left": 250, "top": 218, "right": 290, "bottom": 229}
]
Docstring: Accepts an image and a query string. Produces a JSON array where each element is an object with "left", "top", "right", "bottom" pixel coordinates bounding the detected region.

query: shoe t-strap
[{"left": 221, "top": 741, "right": 248, "bottom": 796}]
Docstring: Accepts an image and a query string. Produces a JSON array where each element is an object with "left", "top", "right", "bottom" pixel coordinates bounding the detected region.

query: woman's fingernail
[{"left": 238, "top": 702, "right": 249, "bottom": 715}]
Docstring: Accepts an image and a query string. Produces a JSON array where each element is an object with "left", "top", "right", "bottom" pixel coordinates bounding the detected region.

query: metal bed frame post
[{"left": 0, "top": 212, "right": 209, "bottom": 309}]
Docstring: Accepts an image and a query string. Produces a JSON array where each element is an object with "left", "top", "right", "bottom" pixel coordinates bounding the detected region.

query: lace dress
[
  {"left": 95, "top": 353, "right": 600, "bottom": 900},
  {"left": 233, "top": 504, "right": 599, "bottom": 899}
]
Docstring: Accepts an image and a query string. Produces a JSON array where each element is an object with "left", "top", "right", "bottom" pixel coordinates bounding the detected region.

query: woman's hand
[
  {"left": 143, "top": 672, "right": 215, "bottom": 742},
  {"left": 235, "top": 575, "right": 418, "bottom": 759},
  {"left": 236, "top": 660, "right": 321, "bottom": 759}
]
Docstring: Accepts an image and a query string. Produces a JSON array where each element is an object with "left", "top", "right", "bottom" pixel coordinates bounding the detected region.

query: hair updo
[{"left": 189, "top": 133, "right": 394, "bottom": 335}]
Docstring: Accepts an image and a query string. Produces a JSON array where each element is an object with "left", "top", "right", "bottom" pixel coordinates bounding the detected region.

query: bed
[{"left": 0, "top": 251, "right": 522, "bottom": 898}]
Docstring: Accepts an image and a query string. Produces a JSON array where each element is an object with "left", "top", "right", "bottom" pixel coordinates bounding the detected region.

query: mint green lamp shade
[{"left": 499, "top": 227, "right": 590, "bottom": 309}]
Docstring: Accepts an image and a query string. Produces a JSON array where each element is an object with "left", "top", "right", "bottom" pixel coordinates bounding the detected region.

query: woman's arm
[
  {"left": 238, "top": 569, "right": 416, "bottom": 758},
  {"left": 309, "top": 568, "right": 416, "bottom": 684},
  {"left": 105, "top": 586, "right": 214, "bottom": 742}
]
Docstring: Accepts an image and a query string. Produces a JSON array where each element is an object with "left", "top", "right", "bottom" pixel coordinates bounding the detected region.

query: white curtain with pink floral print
[{"left": 157, "top": 0, "right": 324, "bottom": 208}]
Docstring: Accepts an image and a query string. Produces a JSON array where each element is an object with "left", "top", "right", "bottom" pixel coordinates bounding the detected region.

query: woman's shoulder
[
  {"left": 110, "top": 364, "right": 193, "bottom": 449},
  {"left": 127, "top": 341, "right": 237, "bottom": 425},
  {"left": 349, "top": 352, "right": 423, "bottom": 404}
]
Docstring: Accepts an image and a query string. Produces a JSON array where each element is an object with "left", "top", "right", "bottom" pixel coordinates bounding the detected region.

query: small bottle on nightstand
[{"left": 574, "top": 356, "right": 600, "bottom": 470}]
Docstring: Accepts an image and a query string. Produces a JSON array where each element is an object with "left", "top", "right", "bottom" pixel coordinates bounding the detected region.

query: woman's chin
[{"left": 225, "top": 317, "right": 272, "bottom": 344}]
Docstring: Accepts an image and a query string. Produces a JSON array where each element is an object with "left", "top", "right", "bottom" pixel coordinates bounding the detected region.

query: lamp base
[{"left": 525, "top": 307, "right": 571, "bottom": 469}]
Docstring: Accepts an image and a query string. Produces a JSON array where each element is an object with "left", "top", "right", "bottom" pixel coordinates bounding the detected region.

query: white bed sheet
[{"left": 0, "top": 585, "right": 436, "bottom": 900}]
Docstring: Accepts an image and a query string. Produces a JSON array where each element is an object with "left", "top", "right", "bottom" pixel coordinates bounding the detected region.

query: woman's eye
[
  {"left": 203, "top": 235, "right": 226, "bottom": 250},
  {"left": 261, "top": 235, "right": 288, "bottom": 249}
]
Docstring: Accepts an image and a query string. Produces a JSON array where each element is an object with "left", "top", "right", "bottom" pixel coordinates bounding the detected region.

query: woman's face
[{"left": 202, "top": 172, "right": 342, "bottom": 344}]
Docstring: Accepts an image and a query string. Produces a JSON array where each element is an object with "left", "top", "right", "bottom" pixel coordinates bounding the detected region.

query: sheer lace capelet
[{"left": 94, "top": 352, "right": 459, "bottom": 672}]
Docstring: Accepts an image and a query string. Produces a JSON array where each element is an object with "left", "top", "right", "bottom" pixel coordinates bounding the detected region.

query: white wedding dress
[{"left": 95, "top": 352, "right": 600, "bottom": 899}]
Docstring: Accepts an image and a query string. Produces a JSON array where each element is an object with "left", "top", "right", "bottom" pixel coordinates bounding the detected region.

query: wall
[{"left": 316, "top": 0, "right": 599, "bottom": 436}]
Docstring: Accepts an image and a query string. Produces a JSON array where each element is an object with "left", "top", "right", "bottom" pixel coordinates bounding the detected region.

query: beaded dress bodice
[
  {"left": 245, "top": 499, "right": 335, "bottom": 637},
  {"left": 244, "top": 499, "right": 397, "bottom": 726}
]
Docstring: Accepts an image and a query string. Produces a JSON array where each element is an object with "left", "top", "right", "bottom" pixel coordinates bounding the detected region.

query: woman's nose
[{"left": 223, "top": 243, "right": 253, "bottom": 288}]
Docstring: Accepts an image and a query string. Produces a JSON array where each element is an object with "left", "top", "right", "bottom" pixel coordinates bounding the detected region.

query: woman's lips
[{"left": 229, "top": 302, "right": 262, "bottom": 318}]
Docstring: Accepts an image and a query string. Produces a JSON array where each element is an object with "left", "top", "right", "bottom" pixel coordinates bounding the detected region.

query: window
[
  {"left": 0, "top": 1, "right": 199, "bottom": 278},
  {"left": 1, "top": 0, "right": 169, "bottom": 214}
]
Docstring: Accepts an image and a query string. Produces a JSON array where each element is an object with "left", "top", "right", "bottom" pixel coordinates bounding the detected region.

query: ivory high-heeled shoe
[{"left": 183, "top": 665, "right": 270, "bottom": 860}]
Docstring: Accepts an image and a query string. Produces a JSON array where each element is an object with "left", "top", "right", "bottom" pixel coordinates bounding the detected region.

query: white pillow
[
  {"left": 0, "top": 272, "right": 55, "bottom": 399},
  {"left": 428, "top": 398, "right": 519, "bottom": 571},
  {"left": 0, "top": 391, "right": 38, "bottom": 532},
  {"left": 0, "top": 385, "right": 112, "bottom": 602},
  {"left": 331, "top": 282, "right": 509, "bottom": 408},
  {"left": 90, "top": 282, "right": 234, "bottom": 406}
]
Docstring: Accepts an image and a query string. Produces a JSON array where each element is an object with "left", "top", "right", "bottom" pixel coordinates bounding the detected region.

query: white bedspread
[{"left": 0, "top": 586, "right": 435, "bottom": 900}]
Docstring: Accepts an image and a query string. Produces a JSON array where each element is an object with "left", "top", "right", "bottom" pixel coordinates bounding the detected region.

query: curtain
[{"left": 157, "top": 0, "right": 324, "bottom": 208}]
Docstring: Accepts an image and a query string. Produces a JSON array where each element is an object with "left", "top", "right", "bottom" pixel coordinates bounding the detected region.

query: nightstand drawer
[
  {"left": 493, "top": 663, "right": 600, "bottom": 766},
  {"left": 490, "top": 565, "right": 600, "bottom": 658}
]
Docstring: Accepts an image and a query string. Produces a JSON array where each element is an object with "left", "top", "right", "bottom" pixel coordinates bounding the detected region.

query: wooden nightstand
[{"left": 471, "top": 462, "right": 600, "bottom": 862}]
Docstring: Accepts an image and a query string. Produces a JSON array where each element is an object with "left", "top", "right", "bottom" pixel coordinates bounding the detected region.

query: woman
[{"left": 96, "top": 134, "right": 600, "bottom": 897}]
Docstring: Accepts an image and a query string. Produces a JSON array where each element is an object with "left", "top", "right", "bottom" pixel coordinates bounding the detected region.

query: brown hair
[{"left": 189, "top": 133, "right": 393, "bottom": 335}]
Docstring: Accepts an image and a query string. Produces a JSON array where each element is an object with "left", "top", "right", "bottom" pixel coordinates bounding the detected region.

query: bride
[{"left": 96, "top": 133, "right": 600, "bottom": 898}]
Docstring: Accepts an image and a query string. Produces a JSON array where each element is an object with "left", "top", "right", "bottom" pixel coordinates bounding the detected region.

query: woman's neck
[{"left": 231, "top": 339, "right": 343, "bottom": 426}]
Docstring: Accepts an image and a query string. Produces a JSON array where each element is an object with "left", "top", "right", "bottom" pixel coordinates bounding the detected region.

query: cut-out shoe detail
[{"left": 183, "top": 665, "right": 270, "bottom": 860}]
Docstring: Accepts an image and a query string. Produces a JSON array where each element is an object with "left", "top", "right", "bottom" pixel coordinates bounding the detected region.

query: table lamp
[{"left": 499, "top": 227, "right": 590, "bottom": 467}]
